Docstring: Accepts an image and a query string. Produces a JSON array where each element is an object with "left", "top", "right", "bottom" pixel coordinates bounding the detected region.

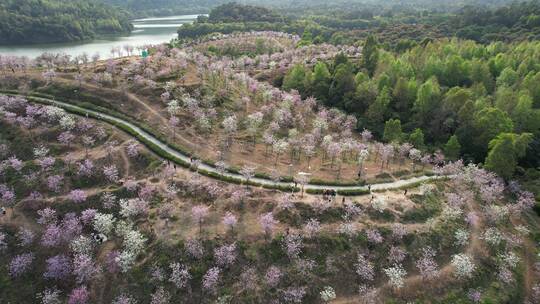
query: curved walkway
[{"left": 9, "top": 93, "right": 447, "bottom": 193}]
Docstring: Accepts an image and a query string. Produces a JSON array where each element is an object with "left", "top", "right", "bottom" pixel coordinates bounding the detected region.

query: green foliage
[
  {"left": 282, "top": 64, "right": 309, "bottom": 95},
  {"left": 383, "top": 118, "right": 402, "bottom": 143},
  {"left": 366, "top": 87, "right": 391, "bottom": 129},
  {"left": 361, "top": 35, "right": 379, "bottom": 76},
  {"left": 208, "top": 3, "right": 281, "bottom": 23},
  {"left": 413, "top": 77, "right": 441, "bottom": 125},
  {"left": 311, "top": 62, "right": 331, "bottom": 103},
  {"left": 409, "top": 128, "right": 425, "bottom": 149},
  {"left": 472, "top": 107, "right": 514, "bottom": 158},
  {"left": 444, "top": 135, "right": 461, "bottom": 160},
  {"left": 336, "top": 188, "right": 370, "bottom": 196},
  {"left": 0, "top": 0, "right": 133, "bottom": 44},
  {"left": 328, "top": 63, "right": 355, "bottom": 107},
  {"left": 485, "top": 132, "right": 533, "bottom": 180},
  {"left": 402, "top": 193, "right": 442, "bottom": 223}
]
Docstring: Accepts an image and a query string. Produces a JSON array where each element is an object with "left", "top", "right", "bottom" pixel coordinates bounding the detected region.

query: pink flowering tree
[
  {"left": 191, "top": 205, "right": 210, "bottom": 237},
  {"left": 69, "top": 189, "right": 87, "bottom": 204},
  {"left": 222, "top": 212, "right": 238, "bottom": 234},
  {"left": 415, "top": 247, "right": 440, "bottom": 281},
  {"left": 9, "top": 252, "right": 35, "bottom": 278},
  {"left": 44, "top": 254, "right": 72, "bottom": 281},
  {"left": 202, "top": 267, "right": 221, "bottom": 295},
  {"left": 68, "top": 286, "right": 89, "bottom": 304},
  {"left": 259, "top": 212, "right": 278, "bottom": 240}
]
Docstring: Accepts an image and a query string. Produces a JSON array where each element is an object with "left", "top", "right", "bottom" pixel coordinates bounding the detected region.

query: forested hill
[
  {"left": 103, "top": 0, "right": 517, "bottom": 17},
  {"left": 103, "top": 0, "right": 230, "bottom": 16},
  {"left": 0, "top": 0, "right": 133, "bottom": 45}
]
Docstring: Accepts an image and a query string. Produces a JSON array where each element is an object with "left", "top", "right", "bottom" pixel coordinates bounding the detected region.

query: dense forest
[
  {"left": 177, "top": 1, "right": 540, "bottom": 46},
  {"left": 105, "top": 0, "right": 518, "bottom": 17},
  {"left": 0, "top": 0, "right": 133, "bottom": 45},
  {"left": 175, "top": 2, "right": 540, "bottom": 194},
  {"left": 280, "top": 38, "right": 540, "bottom": 177},
  {"left": 206, "top": 3, "right": 282, "bottom": 23},
  {"left": 103, "top": 0, "right": 229, "bottom": 17}
]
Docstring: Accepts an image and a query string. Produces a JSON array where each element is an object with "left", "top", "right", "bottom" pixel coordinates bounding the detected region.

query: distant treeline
[
  {"left": 0, "top": 0, "right": 133, "bottom": 45},
  {"left": 177, "top": 1, "right": 540, "bottom": 47}
]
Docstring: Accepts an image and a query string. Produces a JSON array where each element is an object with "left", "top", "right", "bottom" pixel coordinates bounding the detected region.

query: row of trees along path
[{"left": 6, "top": 93, "right": 445, "bottom": 193}]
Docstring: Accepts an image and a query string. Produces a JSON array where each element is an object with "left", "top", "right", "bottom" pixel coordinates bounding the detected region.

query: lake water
[{"left": 0, "top": 14, "right": 201, "bottom": 59}]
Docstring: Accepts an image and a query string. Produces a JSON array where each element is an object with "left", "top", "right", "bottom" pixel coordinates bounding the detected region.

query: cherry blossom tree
[
  {"left": 17, "top": 228, "right": 34, "bottom": 247},
  {"left": 37, "top": 288, "right": 62, "bottom": 304},
  {"left": 265, "top": 265, "right": 283, "bottom": 288},
  {"left": 222, "top": 212, "right": 238, "bottom": 233},
  {"left": 320, "top": 286, "right": 336, "bottom": 303},
  {"left": 73, "top": 254, "right": 99, "bottom": 283},
  {"left": 281, "top": 286, "right": 307, "bottom": 303},
  {"left": 69, "top": 189, "right": 87, "bottom": 204},
  {"left": 169, "top": 262, "right": 191, "bottom": 289},
  {"left": 68, "top": 286, "right": 90, "bottom": 304},
  {"left": 191, "top": 205, "right": 210, "bottom": 236},
  {"left": 259, "top": 212, "right": 278, "bottom": 239},
  {"left": 451, "top": 253, "right": 475, "bottom": 279},
  {"left": 415, "top": 247, "right": 439, "bottom": 281},
  {"left": 240, "top": 165, "right": 256, "bottom": 188},
  {"left": 150, "top": 287, "right": 170, "bottom": 304},
  {"left": 214, "top": 243, "right": 237, "bottom": 267},
  {"left": 282, "top": 233, "right": 303, "bottom": 259},
  {"left": 384, "top": 264, "right": 407, "bottom": 289},
  {"left": 44, "top": 254, "right": 72, "bottom": 280},
  {"left": 355, "top": 253, "right": 375, "bottom": 282},
  {"left": 202, "top": 267, "right": 221, "bottom": 295},
  {"left": 9, "top": 252, "right": 35, "bottom": 277},
  {"left": 303, "top": 218, "right": 321, "bottom": 239},
  {"left": 185, "top": 238, "right": 204, "bottom": 260},
  {"left": 222, "top": 115, "right": 237, "bottom": 149},
  {"left": 273, "top": 139, "right": 289, "bottom": 167},
  {"left": 103, "top": 165, "right": 119, "bottom": 183}
]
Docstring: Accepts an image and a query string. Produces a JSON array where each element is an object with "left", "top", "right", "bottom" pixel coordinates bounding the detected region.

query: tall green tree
[
  {"left": 393, "top": 77, "right": 417, "bottom": 117},
  {"left": 366, "top": 87, "right": 391, "bottom": 129},
  {"left": 361, "top": 35, "right": 379, "bottom": 76},
  {"left": 472, "top": 107, "right": 514, "bottom": 159},
  {"left": 311, "top": 62, "right": 331, "bottom": 103},
  {"left": 444, "top": 135, "right": 461, "bottom": 160},
  {"left": 413, "top": 77, "right": 441, "bottom": 125},
  {"left": 283, "top": 64, "right": 308, "bottom": 95},
  {"left": 328, "top": 64, "right": 355, "bottom": 107},
  {"left": 409, "top": 128, "right": 425, "bottom": 149},
  {"left": 383, "top": 119, "right": 402, "bottom": 143},
  {"left": 485, "top": 132, "right": 533, "bottom": 179},
  {"left": 512, "top": 93, "right": 540, "bottom": 133}
]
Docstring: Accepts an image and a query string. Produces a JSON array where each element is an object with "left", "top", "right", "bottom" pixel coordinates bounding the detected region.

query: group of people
[{"left": 322, "top": 189, "right": 337, "bottom": 202}]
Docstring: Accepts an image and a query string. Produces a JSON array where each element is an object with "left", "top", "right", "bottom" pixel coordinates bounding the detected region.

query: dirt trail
[
  {"left": 510, "top": 214, "right": 540, "bottom": 301},
  {"left": 0, "top": 207, "right": 41, "bottom": 231},
  {"left": 119, "top": 147, "right": 131, "bottom": 177}
]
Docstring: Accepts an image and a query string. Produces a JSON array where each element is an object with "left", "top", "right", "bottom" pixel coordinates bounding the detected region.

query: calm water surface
[{"left": 0, "top": 15, "right": 201, "bottom": 59}]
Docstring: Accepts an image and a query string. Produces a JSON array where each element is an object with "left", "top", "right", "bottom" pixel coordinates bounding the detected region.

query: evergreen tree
[
  {"left": 472, "top": 107, "right": 514, "bottom": 159},
  {"left": 311, "top": 62, "right": 331, "bottom": 103},
  {"left": 283, "top": 64, "right": 308, "bottom": 95},
  {"left": 393, "top": 77, "right": 417, "bottom": 117},
  {"left": 413, "top": 77, "right": 441, "bottom": 125},
  {"left": 366, "top": 87, "right": 391, "bottom": 129},
  {"left": 361, "top": 35, "right": 379, "bottom": 76},
  {"left": 485, "top": 132, "right": 533, "bottom": 179},
  {"left": 328, "top": 63, "right": 355, "bottom": 107},
  {"left": 383, "top": 119, "right": 402, "bottom": 143},
  {"left": 444, "top": 135, "right": 461, "bottom": 160},
  {"left": 409, "top": 128, "right": 425, "bottom": 149}
]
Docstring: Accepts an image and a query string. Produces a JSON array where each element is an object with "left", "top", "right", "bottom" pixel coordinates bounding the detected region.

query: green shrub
[{"left": 337, "top": 188, "right": 370, "bottom": 196}]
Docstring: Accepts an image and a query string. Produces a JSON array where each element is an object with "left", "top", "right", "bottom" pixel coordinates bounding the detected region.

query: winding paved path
[{"left": 9, "top": 93, "right": 447, "bottom": 193}]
